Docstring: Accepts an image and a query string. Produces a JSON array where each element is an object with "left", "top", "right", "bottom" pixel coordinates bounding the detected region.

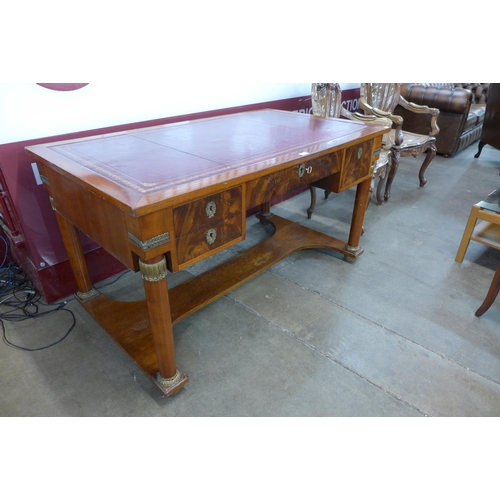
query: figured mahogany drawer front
[
  {"left": 310, "top": 140, "right": 375, "bottom": 194},
  {"left": 245, "top": 151, "right": 342, "bottom": 209},
  {"left": 174, "top": 186, "right": 242, "bottom": 236},
  {"left": 340, "top": 140, "right": 374, "bottom": 190},
  {"left": 176, "top": 214, "right": 243, "bottom": 266}
]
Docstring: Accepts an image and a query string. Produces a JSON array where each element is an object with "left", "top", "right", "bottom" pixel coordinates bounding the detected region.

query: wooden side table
[
  {"left": 456, "top": 188, "right": 500, "bottom": 316},
  {"left": 456, "top": 188, "right": 500, "bottom": 263}
]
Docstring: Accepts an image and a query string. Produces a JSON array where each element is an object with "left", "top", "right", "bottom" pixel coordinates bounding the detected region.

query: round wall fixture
[{"left": 36, "top": 83, "right": 89, "bottom": 91}]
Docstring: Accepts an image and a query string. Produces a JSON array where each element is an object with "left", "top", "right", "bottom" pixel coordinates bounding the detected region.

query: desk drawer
[
  {"left": 338, "top": 140, "right": 374, "bottom": 190},
  {"left": 176, "top": 214, "right": 243, "bottom": 267},
  {"left": 311, "top": 140, "right": 375, "bottom": 193},
  {"left": 174, "top": 186, "right": 242, "bottom": 235},
  {"left": 246, "top": 151, "right": 342, "bottom": 209}
]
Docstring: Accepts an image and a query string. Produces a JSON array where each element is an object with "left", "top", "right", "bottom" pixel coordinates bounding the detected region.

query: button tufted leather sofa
[{"left": 394, "top": 83, "right": 489, "bottom": 157}]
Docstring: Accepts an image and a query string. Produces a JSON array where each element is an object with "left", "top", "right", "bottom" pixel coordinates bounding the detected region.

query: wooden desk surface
[{"left": 27, "top": 109, "right": 385, "bottom": 215}]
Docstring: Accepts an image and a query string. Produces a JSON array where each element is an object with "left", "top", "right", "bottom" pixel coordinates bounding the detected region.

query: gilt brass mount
[
  {"left": 139, "top": 258, "right": 167, "bottom": 282},
  {"left": 128, "top": 232, "right": 170, "bottom": 251},
  {"left": 156, "top": 369, "right": 182, "bottom": 388},
  {"left": 76, "top": 287, "right": 100, "bottom": 302}
]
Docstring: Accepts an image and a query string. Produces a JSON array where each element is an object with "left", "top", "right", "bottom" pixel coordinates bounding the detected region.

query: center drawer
[{"left": 245, "top": 150, "right": 342, "bottom": 209}]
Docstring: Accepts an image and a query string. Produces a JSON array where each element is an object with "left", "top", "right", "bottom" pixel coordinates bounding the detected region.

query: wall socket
[{"left": 31, "top": 163, "right": 42, "bottom": 185}]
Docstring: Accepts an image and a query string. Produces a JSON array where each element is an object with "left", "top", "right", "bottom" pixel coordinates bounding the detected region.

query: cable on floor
[{"left": 0, "top": 234, "right": 76, "bottom": 351}]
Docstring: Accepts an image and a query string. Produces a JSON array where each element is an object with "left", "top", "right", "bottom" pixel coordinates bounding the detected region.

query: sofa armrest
[
  {"left": 401, "top": 84, "right": 473, "bottom": 115},
  {"left": 455, "top": 83, "right": 489, "bottom": 104}
]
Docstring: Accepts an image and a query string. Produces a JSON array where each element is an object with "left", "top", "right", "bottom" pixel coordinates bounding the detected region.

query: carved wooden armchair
[
  {"left": 308, "top": 83, "right": 392, "bottom": 219},
  {"left": 359, "top": 83, "right": 440, "bottom": 201}
]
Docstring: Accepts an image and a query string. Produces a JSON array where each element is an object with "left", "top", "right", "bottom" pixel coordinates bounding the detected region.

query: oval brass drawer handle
[{"left": 206, "top": 228, "right": 217, "bottom": 244}]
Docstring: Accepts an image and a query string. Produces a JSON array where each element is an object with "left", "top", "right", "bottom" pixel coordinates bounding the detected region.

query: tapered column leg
[
  {"left": 54, "top": 209, "right": 99, "bottom": 301},
  {"left": 139, "top": 255, "right": 189, "bottom": 396},
  {"left": 260, "top": 201, "right": 271, "bottom": 214},
  {"left": 344, "top": 177, "right": 371, "bottom": 261}
]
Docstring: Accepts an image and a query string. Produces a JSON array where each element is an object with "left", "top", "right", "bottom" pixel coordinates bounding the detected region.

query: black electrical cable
[
  {"left": 1, "top": 309, "right": 76, "bottom": 351},
  {"left": 0, "top": 234, "right": 76, "bottom": 351},
  {"left": 0, "top": 231, "right": 131, "bottom": 352}
]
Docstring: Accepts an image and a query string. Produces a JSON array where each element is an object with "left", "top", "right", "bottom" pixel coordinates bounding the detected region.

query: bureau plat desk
[{"left": 26, "top": 109, "right": 386, "bottom": 397}]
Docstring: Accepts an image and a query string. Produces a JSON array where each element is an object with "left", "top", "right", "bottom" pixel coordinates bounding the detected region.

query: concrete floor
[{"left": 2, "top": 142, "right": 500, "bottom": 417}]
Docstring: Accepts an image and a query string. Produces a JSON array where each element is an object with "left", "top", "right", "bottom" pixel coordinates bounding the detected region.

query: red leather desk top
[{"left": 26, "top": 109, "right": 384, "bottom": 214}]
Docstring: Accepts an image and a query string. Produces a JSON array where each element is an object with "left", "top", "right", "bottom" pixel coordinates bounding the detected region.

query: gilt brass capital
[{"left": 139, "top": 258, "right": 167, "bottom": 282}]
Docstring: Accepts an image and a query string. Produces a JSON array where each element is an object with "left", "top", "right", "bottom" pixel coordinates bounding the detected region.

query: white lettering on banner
[
  {"left": 294, "top": 101, "right": 360, "bottom": 114},
  {"left": 342, "top": 98, "right": 360, "bottom": 112},
  {"left": 295, "top": 107, "right": 313, "bottom": 114}
]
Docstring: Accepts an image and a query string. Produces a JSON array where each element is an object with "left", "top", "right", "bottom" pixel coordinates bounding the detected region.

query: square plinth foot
[
  {"left": 343, "top": 244, "right": 364, "bottom": 262},
  {"left": 152, "top": 370, "right": 189, "bottom": 397}
]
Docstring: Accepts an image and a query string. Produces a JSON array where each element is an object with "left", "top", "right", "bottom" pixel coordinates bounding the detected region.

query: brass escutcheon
[
  {"left": 205, "top": 200, "right": 217, "bottom": 218},
  {"left": 298, "top": 164, "right": 313, "bottom": 177},
  {"left": 206, "top": 228, "right": 217, "bottom": 244}
]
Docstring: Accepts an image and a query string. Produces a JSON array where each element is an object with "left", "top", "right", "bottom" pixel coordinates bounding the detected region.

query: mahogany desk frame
[{"left": 26, "top": 110, "right": 385, "bottom": 396}]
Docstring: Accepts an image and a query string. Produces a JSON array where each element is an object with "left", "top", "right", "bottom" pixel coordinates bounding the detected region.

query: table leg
[
  {"left": 418, "top": 144, "right": 436, "bottom": 187},
  {"left": 139, "top": 255, "right": 189, "bottom": 396},
  {"left": 307, "top": 186, "right": 317, "bottom": 219},
  {"left": 345, "top": 177, "right": 371, "bottom": 260},
  {"left": 475, "top": 261, "right": 500, "bottom": 316},
  {"left": 54, "top": 210, "right": 99, "bottom": 301},
  {"left": 455, "top": 205, "right": 479, "bottom": 263}
]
